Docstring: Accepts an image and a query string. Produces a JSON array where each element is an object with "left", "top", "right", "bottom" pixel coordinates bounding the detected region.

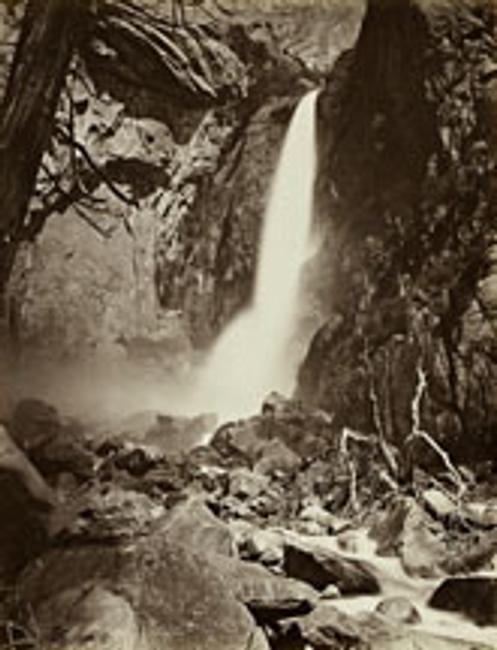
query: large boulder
[
  {"left": 31, "top": 585, "right": 141, "bottom": 650},
  {"left": 429, "top": 577, "right": 497, "bottom": 626},
  {"left": 0, "top": 424, "right": 55, "bottom": 580},
  {"left": 282, "top": 536, "right": 380, "bottom": 595},
  {"left": 161, "top": 496, "right": 236, "bottom": 557},
  {"left": 223, "top": 559, "right": 318, "bottom": 624},
  {"left": 9, "top": 399, "right": 95, "bottom": 482},
  {"left": 18, "top": 532, "right": 268, "bottom": 650}
]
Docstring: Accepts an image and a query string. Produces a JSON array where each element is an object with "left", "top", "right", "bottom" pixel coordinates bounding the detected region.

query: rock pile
[{"left": 0, "top": 394, "right": 496, "bottom": 649}]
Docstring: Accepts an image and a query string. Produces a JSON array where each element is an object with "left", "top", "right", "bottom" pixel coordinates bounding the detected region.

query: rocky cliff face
[
  {"left": 3, "top": 1, "right": 363, "bottom": 372},
  {"left": 298, "top": 0, "right": 497, "bottom": 466}
]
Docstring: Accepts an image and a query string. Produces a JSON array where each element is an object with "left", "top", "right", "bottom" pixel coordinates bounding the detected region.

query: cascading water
[{"left": 188, "top": 89, "right": 320, "bottom": 422}]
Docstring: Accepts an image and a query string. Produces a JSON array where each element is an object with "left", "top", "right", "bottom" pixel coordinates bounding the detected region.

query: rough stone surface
[
  {"left": 0, "top": 424, "right": 55, "bottom": 580},
  {"left": 161, "top": 496, "right": 236, "bottom": 557},
  {"left": 370, "top": 497, "right": 447, "bottom": 578},
  {"left": 429, "top": 577, "right": 497, "bottom": 626},
  {"left": 19, "top": 533, "right": 265, "bottom": 650},
  {"left": 298, "top": 0, "right": 497, "bottom": 470},
  {"left": 375, "top": 596, "right": 421, "bottom": 625},
  {"left": 283, "top": 538, "right": 380, "bottom": 594}
]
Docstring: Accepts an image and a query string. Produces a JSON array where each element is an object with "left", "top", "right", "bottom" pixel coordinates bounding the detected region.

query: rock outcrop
[
  {"left": 3, "top": 0, "right": 362, "bottom": 372},
  {"left": 298, "top": 0, "right": 497, "bottom": 469}
]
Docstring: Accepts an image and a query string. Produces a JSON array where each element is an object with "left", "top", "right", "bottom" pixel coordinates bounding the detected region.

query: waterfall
[{"left": 189, "top": 89, "right": 319, "bottom": 422}]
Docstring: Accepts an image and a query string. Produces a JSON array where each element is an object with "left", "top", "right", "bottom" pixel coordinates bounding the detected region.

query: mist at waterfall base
[
  {"left": 3, "top": 90, "right": 320, "bottom": 430},
  {"left": 184, "top": 89, "right": 320, "bottom": 425}
]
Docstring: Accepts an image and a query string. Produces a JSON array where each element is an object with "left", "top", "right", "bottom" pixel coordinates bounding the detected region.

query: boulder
[
  {"left": 275, "top": 604, "right": 365, "bottom": 649},
  {"left": 276, "top": 605, "right": 493, "bottom": 650},
  {"left": 113, "top": 410, "right": 217, "bottom": 455},
  {"left": 253, "top": 438, "right": 302, "bottom": 476},
  {"left": 375, "top": 596, "right": 421, "bottom": 625},
  {"left": 0, "top": 424, "right": 55, "bottom": 580},
  {"left": 283, "top": 537, "right": 380, "bottom": 594},
  {"left": 52, "top": 484, "right": 165, "bottom": 544},
  {"left": 422, "top": 489, "right": 458, "bottom": 520},
  {"left": 229, "top": 468, "right": 270, "bottom": 500},
  {"left": 211, "top": 399, "right": 338, "bottom": 466},
  {"left": 9, "top": 399, "right": 94, "bottom": 481},
  {"left": 239, "top": 527, "right": 285, "bottom": 567},
  {"left": 9, "top": 399, "right": 60, "bottom": 453},
  {"left": 211, "top": 417, "right": 268, "bottom": 465},
  {"left": 299, "top": 503, "right": 338, "bottom": 533},
  {"left": 225, "top": 560, "right": 318, "bottom": 624},
  {"left": 161, "top": 496, "right": 236, "bottom": 557},
  {"left": 429, "top": 577, "right": 497, "bottom": 626},
  {"left": 370, "top": 497, "right": 447, "bottom": 578},
  {"left": 33, "top": 585, "right": 141, "bottom": 650},
  {"left": 19, "top": 533, "right": 267, "bottom": 650}
]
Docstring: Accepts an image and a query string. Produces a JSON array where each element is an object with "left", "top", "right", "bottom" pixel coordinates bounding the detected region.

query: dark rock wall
[{"left": 298, "top": 0, "right": 497, "bottom": 465}]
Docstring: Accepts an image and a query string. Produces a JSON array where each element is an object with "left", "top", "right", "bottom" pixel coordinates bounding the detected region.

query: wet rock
[
  {"left": 429, "top": 577, "right": 497, "bottom": 626},
  {"left": 375, "top": 596, "right": 421, "bottom": 625},
  {"left": 276, "top": 603, "right": 365, "bottom": 649},
  {"left": 19, "top": 534, "right": 264, "bottom": 650},
  {"left": 283, "top": 537, "right": 380, "bottom": 594},
  {"left": 297, "top": 0, "right": 497, "bottom": 472},
  {"left": 422, "top": 489, "right": 458, "bottom": 520},
  {"left": 320, "top": 584, "right": 341, "bottom": 600},
  {"left": 336, "top": 530, "right": 362, "bottom": 554},
  {"left": 277, "top": 605, "right": 492, "bottom": 650},
  {"left": 225, "top": 560, "right": 318, "bottom": 624}
]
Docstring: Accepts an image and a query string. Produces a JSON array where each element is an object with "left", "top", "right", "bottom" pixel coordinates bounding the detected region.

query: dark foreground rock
[
  {"left": 223, "top": 559, "right": 318, "bottom": 624},
  {"left": 283, "top": 537, "right": 380, "bottom": 595},
  {"left": 429, "top": 577, "right": 497, "bottom": 626},
  {"left": 0, "top": 423, "right": 55, "bottom": 580},
  {"left": 18, "top": 531, "right": 269, "bottom": 650},
  {"left": 9, "top": 399, "right": 95, "bottom": 483}
]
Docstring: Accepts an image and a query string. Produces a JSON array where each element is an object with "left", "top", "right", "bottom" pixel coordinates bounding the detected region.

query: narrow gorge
[{"left": 0, "top": 1, "right": 496, "bottom": 649}]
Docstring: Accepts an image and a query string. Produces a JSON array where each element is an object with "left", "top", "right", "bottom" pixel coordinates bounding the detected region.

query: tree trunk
[{"left": 0, "top": 0, "right": 85, "bottom": 294}]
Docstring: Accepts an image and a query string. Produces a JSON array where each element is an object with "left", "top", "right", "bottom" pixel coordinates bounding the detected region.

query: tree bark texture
[{"left": 0, "top": 0, "right": 84, "bottom": 293}]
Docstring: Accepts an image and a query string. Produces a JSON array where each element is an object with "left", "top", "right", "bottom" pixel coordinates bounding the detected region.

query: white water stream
[
  {"left": 304, "top": 530, "right": 497, "bottom": 647},
  {"left": 186, "top": 89, "right": 320, "bottom": 422}
]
